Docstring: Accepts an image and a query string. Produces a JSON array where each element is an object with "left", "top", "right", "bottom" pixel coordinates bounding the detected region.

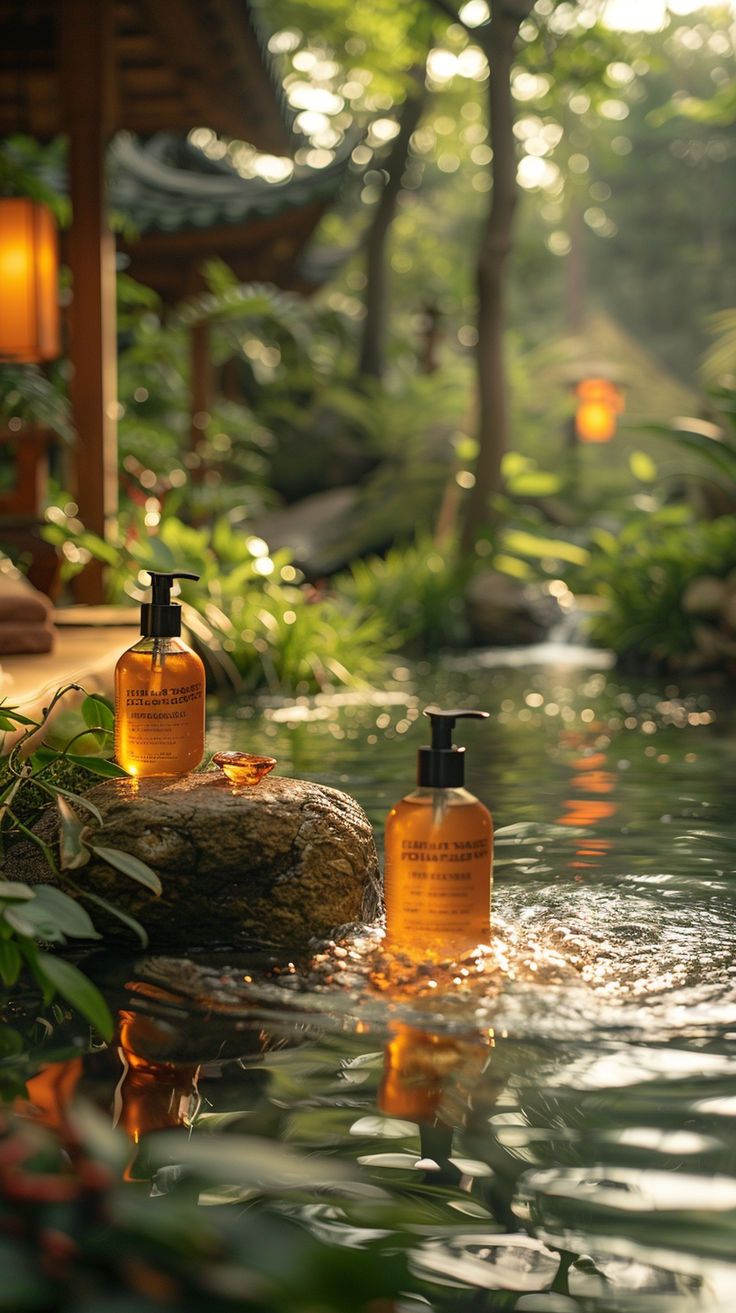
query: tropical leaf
[
  {"left": 49, "top": 785, "right": 104, "bottom": 826},
  {"left": 0, "top": 881, "right": 34, "bottom": 901},
  {"left": 33, "top": 952, "right": 113, "bottom": 1040},
  {"left": 89, "top": 846, "right": 162, "bottom": 895},
  {"left": 640, "top": 418, "right": 736, "bottom": 484},
  {"left": 82, "top": 891, "right": 149, "bottom": 947},
  {"left": 56, "top": 795, "right": 91, "bottom": 871},
  {"left": 63, "top": 755, "right": 127, "bottom": 778},
  {"left": 20, "top": 886, "right": 100, "bottom": 941},
  {"left": 81, "top": 695, "right": 114, "bottom": 735}
]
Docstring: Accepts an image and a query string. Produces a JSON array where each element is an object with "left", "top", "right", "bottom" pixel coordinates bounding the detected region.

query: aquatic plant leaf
[
  {"left": 33, "top": 951, "right": 113, "bottom": 1040},
  {"left": 21, "top": 886, "right": 100, "bottom": 941},
  {"left": 81, "top": 891, "right": 148, "bottom": 947},
  {"left": 89, "top": 846, "right": 162, "bottom": 895}
]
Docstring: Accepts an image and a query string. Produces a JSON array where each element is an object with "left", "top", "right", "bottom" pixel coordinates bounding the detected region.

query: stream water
[{"left": 23, "top": 647, "right": 736, "bottom": 1310}]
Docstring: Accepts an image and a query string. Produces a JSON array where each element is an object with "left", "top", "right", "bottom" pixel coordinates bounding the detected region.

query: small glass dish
[{"left": 212, "top": 751, "right": 277, "bottom": 786}]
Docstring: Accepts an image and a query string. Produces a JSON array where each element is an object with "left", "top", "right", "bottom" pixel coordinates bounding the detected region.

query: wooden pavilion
[
  {"left": 0, "top": 0, "right": 289, "bottom": 600},
  {"left": 112, "top": 132, "right": 350, "bottom": 301},
  {"left": 111, "top": 131, "right": 351, "bottom": 465}
]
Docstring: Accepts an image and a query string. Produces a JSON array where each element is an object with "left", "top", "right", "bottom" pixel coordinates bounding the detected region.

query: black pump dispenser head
[
  {"left": 417, "top": 705, "right": 489, "bottom": 788},
  {"left": 139, "top": 571, "right": 200, "bottom": 638}
]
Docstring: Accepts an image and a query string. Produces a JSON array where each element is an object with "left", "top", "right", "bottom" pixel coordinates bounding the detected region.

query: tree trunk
[
  {"left": 459, "top": 4, "right": 531, "bottom": 557},
  {"left": 358, "top": 63, "right": 427, "bottom": 379}
]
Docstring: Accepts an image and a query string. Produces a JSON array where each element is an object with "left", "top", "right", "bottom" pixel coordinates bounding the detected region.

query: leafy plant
[
  {"left": 0, "top": 365, "right": 75, "bottom": 446},
  {"left": 335, "top": 535, "right": 472, "bottom": 654},
  {"left": 0, "top": 1104, "right": 414, "bottom": 1313},
  {"left": 0, "top": 687, "right": 162, "bottom": 1041},
  {"left": 45, "top": 511, "right": 394, "bottom": 693},
  {"left": 567, "top": 511, "right": 736, "bottom": 667}
]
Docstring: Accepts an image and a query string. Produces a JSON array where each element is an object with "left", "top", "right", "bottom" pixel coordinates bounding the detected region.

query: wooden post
[
  {"left": 61, "top": 0, "right": 118, "bottom": 603},
  {"left": 190, "top": 320, "right": 211, "bottom": 484}
]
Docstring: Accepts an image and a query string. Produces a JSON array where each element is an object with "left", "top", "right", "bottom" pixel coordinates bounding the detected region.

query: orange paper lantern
[
  {"left": 0, "top": 198, "right": 60, "bottom": 363},
  {"left": 575, "top": 377, "right": 624, "bottom": 444}
]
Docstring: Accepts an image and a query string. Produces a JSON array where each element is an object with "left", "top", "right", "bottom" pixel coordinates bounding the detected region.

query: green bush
[
  {"left": 45, "top": 510, "right": 393, "bottom": 694},
  {"left": 569, "top": 511, "right": 736, "bottom": 666},
  {"left": 335, "top": 536, "right": 471, "bottom": 654},
  {"left": 0, "top": 689, "right": 160, "bottom": 1050}
]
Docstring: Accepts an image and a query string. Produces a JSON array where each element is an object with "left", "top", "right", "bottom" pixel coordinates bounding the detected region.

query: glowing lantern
[
  {"left": 0, "top": 198, "right": 60, "bottom": 363},
  {"left": 574, "top": 377, "right": 624, "bottom": 444}
]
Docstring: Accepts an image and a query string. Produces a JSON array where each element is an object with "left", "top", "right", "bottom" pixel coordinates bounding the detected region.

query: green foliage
[
  {"left": 115, "top": 271, "right": 305, "bottom": 520},
  {"left": 0, "top": 365, "right": 75, "bottom": 445},
  {"left": 46, "top": 511, "right": 393, "bottom": 693},
  {"left": 0, "top": 689, "right": 163, "bottom": 1041},
  {"left": 335, "top": 536, "right": 471, "bottom": 653},
  {"left": 569, "top": 512, "right": 736, "bottom": 666},
  {"left": 0, "top": 1105, "right": 413, "bottom": 1313},
  {"left": 0, "top": 136, "right": 69, "bottom": 223}
]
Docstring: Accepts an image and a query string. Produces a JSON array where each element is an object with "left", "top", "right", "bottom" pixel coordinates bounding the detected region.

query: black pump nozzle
[
  {"left": 418, "top": 705, "right": 489, "bottom": 788},
  {"left": 140, "top": 570, "right": 200, "bottom": 637}
]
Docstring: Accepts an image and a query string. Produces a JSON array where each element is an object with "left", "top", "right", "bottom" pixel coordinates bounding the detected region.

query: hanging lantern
[
  {"left": 574, "top": 376, "right": 625, "bottom": 444},
  {"left": 0, "top": 198, "right": 60, "bottom": 363}
]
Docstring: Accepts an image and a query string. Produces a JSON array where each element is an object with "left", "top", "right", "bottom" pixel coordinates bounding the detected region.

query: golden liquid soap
[
  {"left": 115, "top": 638, "right": 205, "bottom": 777},
  {"left": 212, "top": 750, "right": 276, "bottom": 786},
  {"left": 384, "top": 707, "right": 493, "bottom": 957},
  {"left": 114, "top": 570, "right": 205, "bottom": 778}
]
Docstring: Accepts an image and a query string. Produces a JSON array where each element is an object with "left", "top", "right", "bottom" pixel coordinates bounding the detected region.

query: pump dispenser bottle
[
  {"left": 114, "top": 571, "right": 205, "bottom": 777},
  {"left": 384, "top": 707, "right": 493, "bottom": 956}
]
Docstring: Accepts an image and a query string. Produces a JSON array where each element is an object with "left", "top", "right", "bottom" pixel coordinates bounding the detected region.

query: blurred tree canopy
[
  {"left": 253, "top": 0, "right": 734, "bottom": 377},
  {"left": 246, "top": 0, "right": 734, "bottom": 548}
]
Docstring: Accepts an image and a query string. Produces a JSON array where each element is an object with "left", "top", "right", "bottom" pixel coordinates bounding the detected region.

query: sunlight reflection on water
[{"left": 24, "top": 651, "right": 736, "bottom": 1312}]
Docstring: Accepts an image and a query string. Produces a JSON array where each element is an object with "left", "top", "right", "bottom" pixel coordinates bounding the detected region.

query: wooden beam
[{"left": 61, "top": 0, "right": 118, "bottom": 603}]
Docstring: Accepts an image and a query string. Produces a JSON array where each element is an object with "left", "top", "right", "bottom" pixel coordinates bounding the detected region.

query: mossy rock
[{"left": 4, "top": 773, "right": 382, "bottom": 951}]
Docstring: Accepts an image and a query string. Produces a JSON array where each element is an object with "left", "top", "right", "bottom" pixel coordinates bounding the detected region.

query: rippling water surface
[{"left": 41, "top": 649, "right": 736, "bottom": 1309}]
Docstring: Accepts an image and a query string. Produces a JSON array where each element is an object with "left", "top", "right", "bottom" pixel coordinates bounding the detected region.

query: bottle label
[
  {"left": 115, "top": 657, "right": 205, "bottom": 776},
  {"left": 386, "top": 834, "right": 492, "bottom": 947}
]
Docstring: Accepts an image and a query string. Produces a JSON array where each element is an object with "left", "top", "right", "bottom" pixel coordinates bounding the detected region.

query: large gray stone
[{"left": 6, "top": 773, "right": 381, "bottom": 950}]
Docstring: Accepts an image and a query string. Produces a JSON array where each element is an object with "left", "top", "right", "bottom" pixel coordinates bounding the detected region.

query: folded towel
[
  {"left": 0, "top": 564, "right": 52, "bottom": 624},
  {"left": 0, "top": 619, "right": 55, "bottom": 654}
]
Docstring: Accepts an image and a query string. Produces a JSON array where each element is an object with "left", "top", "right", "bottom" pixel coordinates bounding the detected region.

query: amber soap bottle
[
  {"left": 384, "top": 707, "right": 493, "bottom": 956},
  {"left": 114, "top": 570, "right": 205, "bottom": 777}
]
